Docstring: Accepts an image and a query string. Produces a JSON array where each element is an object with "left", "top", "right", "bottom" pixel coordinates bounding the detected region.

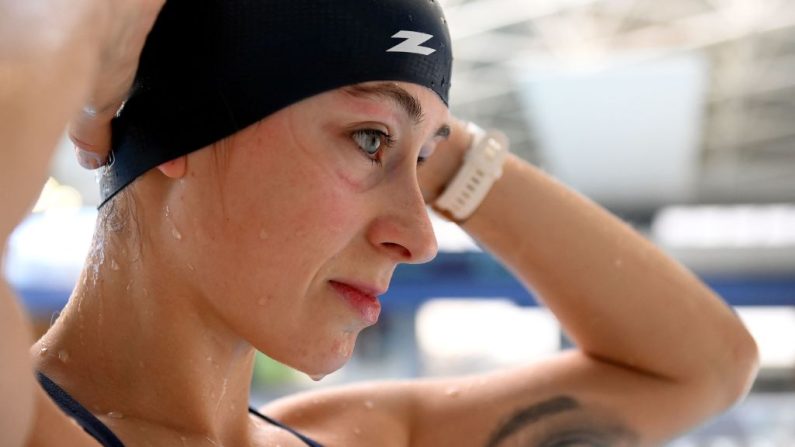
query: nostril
[{"left": 382, "top": 242, "right": 411, "bottom": 259}]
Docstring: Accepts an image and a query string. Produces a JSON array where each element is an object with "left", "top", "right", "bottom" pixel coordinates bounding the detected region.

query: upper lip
[{"left": 330, "top": 280, "right": 388, "bottom": 297}]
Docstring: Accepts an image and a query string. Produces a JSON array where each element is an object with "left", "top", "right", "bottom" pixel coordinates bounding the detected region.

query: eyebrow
[
  {"left": 485, "top": 396, "right": 579, "bottom": 447},
  {"left": 343, "top": 83, "right": 451, "bottom": 139}
]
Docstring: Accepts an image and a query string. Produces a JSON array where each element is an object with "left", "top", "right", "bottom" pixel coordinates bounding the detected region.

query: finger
[
  {"left": 68, "top": 103, "right": 119, "bottom": 169},
  {"left": 68, "top": 74, "right": 131, "bottom": 169}
]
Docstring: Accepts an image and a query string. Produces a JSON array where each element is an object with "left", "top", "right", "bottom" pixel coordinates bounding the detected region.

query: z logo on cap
[{"left": 387, "top": 31, "right": 436, "bottom": 56}]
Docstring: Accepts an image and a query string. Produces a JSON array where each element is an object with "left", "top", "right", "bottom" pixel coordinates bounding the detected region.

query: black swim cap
[{"left": 100, "top": 0, "right": 453, "bottom": 205}]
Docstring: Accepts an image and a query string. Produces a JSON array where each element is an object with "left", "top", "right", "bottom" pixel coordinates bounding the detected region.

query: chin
[{"left": 267, "top": 331, "right": 358, "bottom": 379}]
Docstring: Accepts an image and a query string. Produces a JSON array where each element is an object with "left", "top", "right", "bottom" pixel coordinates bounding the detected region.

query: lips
[{"left": 329, "top": 280, "right": 383, "bottom": 325}]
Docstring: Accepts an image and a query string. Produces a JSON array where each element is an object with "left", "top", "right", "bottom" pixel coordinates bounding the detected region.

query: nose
[{"left": 366, "top": 183, "right": 438, "bottom": 264}]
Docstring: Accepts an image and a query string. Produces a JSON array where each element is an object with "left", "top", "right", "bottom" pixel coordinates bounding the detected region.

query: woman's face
[{"left": 163, "top": 81, "right": 450, "bottom": 376}]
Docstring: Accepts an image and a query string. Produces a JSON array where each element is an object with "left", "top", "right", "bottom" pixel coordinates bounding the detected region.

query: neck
[{"left": 32, "top": 234, "right": 256, "bottom": 444}]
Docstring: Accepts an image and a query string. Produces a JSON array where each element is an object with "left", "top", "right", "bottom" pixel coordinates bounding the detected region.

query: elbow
[
  {"left": 711, "top": 323, "right": 760, "bottom": 411},
  {"left": 732, "top": 328, "right": 760, "bottom": 400}
]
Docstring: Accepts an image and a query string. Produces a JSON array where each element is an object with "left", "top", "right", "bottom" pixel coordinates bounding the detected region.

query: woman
[{"left": 1, "top": 0, "right": 758, "bottom": 446}]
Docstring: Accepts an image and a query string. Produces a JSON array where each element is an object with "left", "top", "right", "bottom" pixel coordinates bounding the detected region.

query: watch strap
[{"left": 433, "top": 123, "right": 509, "bottom": 222}]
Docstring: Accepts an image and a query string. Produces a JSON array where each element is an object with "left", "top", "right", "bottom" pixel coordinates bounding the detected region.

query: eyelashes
[{"left": 350, "top": 128, "right": 428, "bottom": 167}]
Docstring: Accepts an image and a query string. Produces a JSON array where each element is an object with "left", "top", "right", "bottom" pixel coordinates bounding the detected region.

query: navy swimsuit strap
[
  {"left": 248, "top": 406, "right": 325, "bottom": 447},
  {"left": 36, "top": 372, "right": 125, "bottom": 447},
  {"left": 36, "top": 372, "right": 324, "bottom": 447}
]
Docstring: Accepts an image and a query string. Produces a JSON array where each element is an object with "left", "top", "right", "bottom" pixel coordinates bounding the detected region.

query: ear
[{"left": 157, "top": 156, "right": 188, "bottom": 179}]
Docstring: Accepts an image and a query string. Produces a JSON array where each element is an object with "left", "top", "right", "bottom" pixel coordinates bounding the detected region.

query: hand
[
  {"left": 70, "top": 0, "right": 165, "bottom": 169},
  {"left": 418, "top": 117, "right": 471, "bottom": 204}
]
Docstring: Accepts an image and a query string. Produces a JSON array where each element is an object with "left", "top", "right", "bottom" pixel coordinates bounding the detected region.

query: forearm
[
  {"left": 461, "top": 155, "right": 757, "bottom": 397},
  {"left": 0, "top": 2, "right": 107, "bottom": 445},
  {"left": 0, "top": 0, "right": 107, "bottom": 237}
]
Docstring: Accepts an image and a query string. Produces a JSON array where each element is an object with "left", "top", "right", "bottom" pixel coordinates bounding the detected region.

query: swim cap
[{"left": 100, "top": 0, "right": 453, "bottom": 205}]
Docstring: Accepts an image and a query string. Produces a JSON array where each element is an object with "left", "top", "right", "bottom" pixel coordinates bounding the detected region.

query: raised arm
[
  {"left": 0, "top": 1, "right": 161, "bottom": 445},
  {"left": 1, "top": 2, "right": 105, "bottom": 445},
  {"left": 413, "top": 119, "right": 759, "bottom": 445}
]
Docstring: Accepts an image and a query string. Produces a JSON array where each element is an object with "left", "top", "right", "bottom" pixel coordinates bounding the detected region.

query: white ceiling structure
[{"left": 441, "top": 0, "right": 795, "bottom": 214}]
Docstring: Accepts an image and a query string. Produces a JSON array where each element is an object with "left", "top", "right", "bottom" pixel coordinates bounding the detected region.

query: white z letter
[{"left": 387, "top": 31, "right": 436, "bottom": 56}]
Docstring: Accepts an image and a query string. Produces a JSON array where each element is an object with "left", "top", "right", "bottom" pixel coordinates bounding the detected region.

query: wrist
[
  {"left": 432, "top": 123, "right": 510, "bottom": 223},
  {"left": 418, "top": 119, "right": 471, "bottom": 203}
]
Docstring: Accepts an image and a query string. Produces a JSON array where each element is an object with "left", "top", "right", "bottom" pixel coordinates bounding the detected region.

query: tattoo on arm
[{"left": 484, "top": 395, "right": 639, "bottom": 447}]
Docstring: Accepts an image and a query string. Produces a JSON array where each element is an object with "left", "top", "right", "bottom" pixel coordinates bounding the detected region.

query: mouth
[{"left": 329, "top": 280, "right": 383, "bottom": 325}]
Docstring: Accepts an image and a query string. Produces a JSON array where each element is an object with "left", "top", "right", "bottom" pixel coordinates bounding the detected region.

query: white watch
[{"left": 434, "top": 123, "right": 509, "bottom": 222}]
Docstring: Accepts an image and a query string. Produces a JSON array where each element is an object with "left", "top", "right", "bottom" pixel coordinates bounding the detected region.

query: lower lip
[{"left": 329, "top": 281, "right": 381, "bottom": 325}]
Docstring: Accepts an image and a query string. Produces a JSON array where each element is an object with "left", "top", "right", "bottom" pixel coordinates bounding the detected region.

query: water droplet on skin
[
  {"left": 364, "top": 400, "right": 374, "bottom": 409},
  {"left": 39, "top": 347, "right": 48, "bottom": 356},
  {"left": 165, "top": 206, "right": 171, "bottom": 218},
  {"left": 110, "top": 259, "right": 120, "bottom": 271},
  {"left": 107, "top": 411, "right": 124, "bottom": 419},
  {"left": 445, "top": 386, "right": 461, "bottom": 397},
  {"left": 172, "top": 227, "right": 183, "bottom": 240},
  {"left": 259, "top": 229, "right": 269, "bottom": 240},
  {"left": 58, "top": 350, "right": 70, "bottom": 363},
  {"left": 309, "top": 373, "right": 325, "bottom": 382},
  {"left": 614, "top": 258, "right": 624, "bottom": 268},
  {"left": 257, "top": 298, "right": 266, "bottom": 307},
  {"left": 353, "top": 428, "right": 362, "bottom": 436},
  {"left": 187, "top": 263, "right": 196, "bottom": 272}
]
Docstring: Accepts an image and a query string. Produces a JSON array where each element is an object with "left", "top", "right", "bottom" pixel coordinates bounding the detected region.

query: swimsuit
[{"left": 36, "top": 372, "right": 324, "bottom": 447}]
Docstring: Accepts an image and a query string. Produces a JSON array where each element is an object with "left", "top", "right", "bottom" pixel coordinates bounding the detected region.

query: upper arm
[
  {"left": 407, "top": 351, "right": 732, "bottom": 447},
  {"left": 261, "top": 350, "right": 732, "bottom": 447},
  {"left": 0, "top": 282, "right": 36, "bottom": 447}
]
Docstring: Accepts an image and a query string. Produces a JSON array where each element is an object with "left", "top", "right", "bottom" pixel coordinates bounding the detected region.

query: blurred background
[{"left": 5, "top": 0, "right": 795, "bottom": 445}]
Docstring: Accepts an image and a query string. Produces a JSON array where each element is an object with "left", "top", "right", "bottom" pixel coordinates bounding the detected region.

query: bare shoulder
[
  {"left": 264, "top": 351, "right": 733, "bottom": 447},
  {"left": 261, "top": 379, "right": 417, "bottom": 447}
]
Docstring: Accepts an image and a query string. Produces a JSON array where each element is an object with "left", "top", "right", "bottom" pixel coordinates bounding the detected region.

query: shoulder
[{"left": 260, "top": 380, "right": 415, "bottom": 447}]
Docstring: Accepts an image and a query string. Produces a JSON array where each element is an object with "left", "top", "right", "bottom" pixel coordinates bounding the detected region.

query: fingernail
[{"left": 76, "top": 149, "right": 106, "bottom": 170}]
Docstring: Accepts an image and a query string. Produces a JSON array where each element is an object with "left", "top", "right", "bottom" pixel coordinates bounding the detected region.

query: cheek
[{"left": 199, "top": 137, "right": 363, "bottom": 268}]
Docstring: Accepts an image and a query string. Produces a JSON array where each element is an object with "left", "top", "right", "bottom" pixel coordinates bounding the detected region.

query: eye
[{"left": 352, "top": 129, "right": 394, "bottom": 165}]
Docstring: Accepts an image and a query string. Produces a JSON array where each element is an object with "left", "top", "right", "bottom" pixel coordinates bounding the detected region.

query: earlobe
[{"left": 157, "top": 156, "right": 188, "bottom": 179}]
